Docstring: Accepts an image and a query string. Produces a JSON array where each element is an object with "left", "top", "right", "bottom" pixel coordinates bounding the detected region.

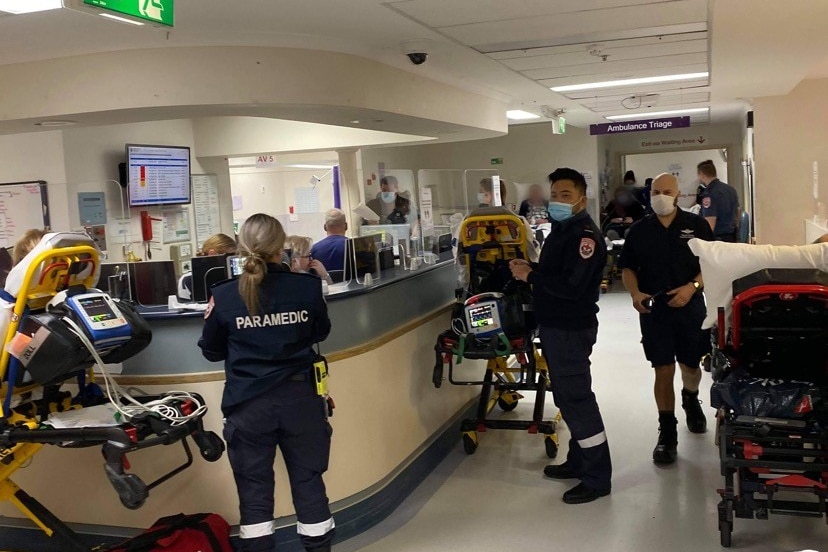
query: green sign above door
[{"left": 84, "top": 0, "right": 174, "bottom": 26}]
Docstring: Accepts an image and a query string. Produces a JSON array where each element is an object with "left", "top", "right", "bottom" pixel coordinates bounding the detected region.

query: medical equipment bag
[{"left": 106, "top": 513, "right": 233, "bottom": 552}]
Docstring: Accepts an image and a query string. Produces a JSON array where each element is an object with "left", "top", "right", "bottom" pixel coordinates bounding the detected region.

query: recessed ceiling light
[
  {"left": 605, "top": 107, "right": 709, "bottom": 120},
  {"left": 99, "top": 12, "right": 145, "bottom": 25},
  {"left": 349, "top": 120, "right": 361, "bottom": 124},
  {"left": 34, "top": 120, "right": 77, "bottom": 127},
  {"left": 551, "top": 72, "right": 709, "bottom": 93},
  {"left": 286, "top": 164, "right": 336, "bottom": 170},
  {"left": 0, "top": 0, "right": 61, "bottom": 14},
  {"left": 507, "top": 110, "right": 541, "bottom": 120}
]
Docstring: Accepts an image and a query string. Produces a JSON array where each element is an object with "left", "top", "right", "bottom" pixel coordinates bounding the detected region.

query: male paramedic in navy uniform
[
  {"left": 619, "top": 173, "right": 713, "bottom": 465},
  {"left": 697, "top": 159, "right": 739, "bottom": 241},
  {"left": 510, "top": 167, "right": 612, "bottom": 504}
]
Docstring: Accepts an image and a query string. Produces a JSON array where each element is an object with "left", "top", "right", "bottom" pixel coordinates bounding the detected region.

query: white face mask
[{"left": 651, "top": 194, "right": 677, "bottom": 216}]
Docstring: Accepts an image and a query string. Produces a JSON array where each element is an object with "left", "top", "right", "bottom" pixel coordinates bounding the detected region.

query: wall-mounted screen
[{"left": 127, "top": 144, "right": 191, "bottom": 207}]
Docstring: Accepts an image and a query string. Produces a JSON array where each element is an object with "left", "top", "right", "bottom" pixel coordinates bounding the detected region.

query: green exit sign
[
  {"left": 491, "top": 158, "right": 504, "bottom": 165},
  {"left": 84, "top": 0, "right": 174, "bottom": 26}
]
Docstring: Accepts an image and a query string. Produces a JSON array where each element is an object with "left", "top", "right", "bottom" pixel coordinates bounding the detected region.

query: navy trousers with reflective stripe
[
  {"left": 224, "top": 377, "right": 334, "bottom": 552},
  {"left": 540, "top": 326, "right": 612, "bottom": 491}
]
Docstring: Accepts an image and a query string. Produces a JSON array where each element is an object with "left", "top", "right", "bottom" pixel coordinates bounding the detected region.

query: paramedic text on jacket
[
  {"left": 198, "top": 213, "right": 334, "bottom": 552},
  {"left": 510, "top": 168, "right": 612, "bottom": 505}
]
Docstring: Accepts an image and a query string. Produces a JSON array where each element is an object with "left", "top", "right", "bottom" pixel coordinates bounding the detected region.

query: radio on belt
[
  {"left": 464, "top": 292, "right": 505, "bottom": 337},
  {"left": 64, "top": 292, "right": 132, "bottom": 350}
]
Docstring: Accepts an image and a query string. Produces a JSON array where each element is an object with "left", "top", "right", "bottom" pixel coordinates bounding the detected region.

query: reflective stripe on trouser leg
[
  {"left": 240, "top": 521, "right": 275, "bottom": 539},
  {"left": 578, "top": 431, "right": 607, "bottom": 449},
  {"left": 539, "top": 325, "right": 612, "bottom": 491},
  {"left": 297, "top": 517, "right": 336, "bottom": 537}
]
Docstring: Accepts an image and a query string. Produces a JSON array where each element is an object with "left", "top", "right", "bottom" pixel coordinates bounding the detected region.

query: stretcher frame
[
  {"left": 433, "top": 209, "right": 560, "bottom": 457},
  {"left": 712, "top": 278, "right": 828, "bottom": 547},
  {"left": 0, "top": 245, "right": 223, "bottom": 551}
]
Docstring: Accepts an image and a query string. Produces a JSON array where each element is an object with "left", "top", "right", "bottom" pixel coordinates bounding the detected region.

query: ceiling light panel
[
  {"left": 0, "top": 0, "right": 61, "bottom": 14},
  {"left": 551, "top": 72, "right": 709, "bottom": 93},
  {"left": 605, "top": 107, "right": 709, "bottom": 120},
  {"left": 506, "top": 110, "right": 540, "bottom": 120}
]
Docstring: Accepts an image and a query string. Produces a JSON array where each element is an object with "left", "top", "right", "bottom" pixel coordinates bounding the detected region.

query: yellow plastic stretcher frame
[
  {"left": 0, "top": 244, "right": 99, "bottom": 536},
  {"left": 458, "top": 211, "right": 530, "bottom": 274}
]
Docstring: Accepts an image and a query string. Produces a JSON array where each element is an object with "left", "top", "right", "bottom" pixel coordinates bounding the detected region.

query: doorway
[{"left": 624, "top": 149, "right": 727, "bottom": 209}]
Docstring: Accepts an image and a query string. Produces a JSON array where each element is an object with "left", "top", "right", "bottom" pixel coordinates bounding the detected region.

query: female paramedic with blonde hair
[{"left": 198, "top": 213, "right": 334, "bottom": 552}]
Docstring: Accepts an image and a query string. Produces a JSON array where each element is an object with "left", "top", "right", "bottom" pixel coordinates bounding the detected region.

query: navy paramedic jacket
[
  {"left": 198, "top": 263, "right": 331, "bottom": 416},
  {"left": 528, "top": 210, "right": 607, "bottom": 330}
]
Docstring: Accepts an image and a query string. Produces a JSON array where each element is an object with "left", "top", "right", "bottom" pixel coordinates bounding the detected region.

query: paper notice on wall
[
  {"left": 419, "top": 187, "right": 434, "bottom": 235},
  {"left": 582, "top": 171, "right": 597, "bottom": 199},
  {"left": 162, "top": 208, "right": 191, "bottom": 243},
  {"left": 295, "top": 187, "right": 321, "bottom": 214},
  {"left": 232, "top": 195, "right": 243, "bottom": 212},
  {"left": 192, "top": 174, "right": 222, "bottom": 246},
  {"left": 492, "top": 175, "right": 503, "bottom": 206}
]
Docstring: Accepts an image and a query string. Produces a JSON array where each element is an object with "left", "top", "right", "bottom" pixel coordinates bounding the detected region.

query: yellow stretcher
[
  {"left": 433, "top": 207, "right": 561, "bottom": 457},
  {"left": 0, "top": 239, "right": 223, "bottom": 551}
]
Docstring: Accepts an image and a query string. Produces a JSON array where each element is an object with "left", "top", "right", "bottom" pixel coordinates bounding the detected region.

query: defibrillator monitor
[
  {"left": 65, "top": 292, "right": 132, "bottom": 349},
  {"left": 226, "top": 255, "right": 247, "bottom": 279},
  {"left": 464, "top": 293, "right": 505, "bottom": 337}
]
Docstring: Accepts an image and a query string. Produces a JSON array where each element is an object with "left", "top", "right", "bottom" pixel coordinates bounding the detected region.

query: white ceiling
[{"left": 0, "top": 0, "right": 827, "bottom": 131}]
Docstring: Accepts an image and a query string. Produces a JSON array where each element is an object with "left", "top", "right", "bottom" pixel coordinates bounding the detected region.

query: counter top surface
[{"left": 135, "top": 258, "right": 454, "bottom": 320}]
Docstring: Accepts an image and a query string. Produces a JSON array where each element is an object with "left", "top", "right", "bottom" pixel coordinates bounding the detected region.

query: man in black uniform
[
  {"left": 619, "top": 173, "right": 713, "bottom": 464},
  {"left": 199, "top": 241, "right": 334, "bottom": 552},
  {"left": 510, "top": 168, "right": 612, "bottom": 505},
  {"left": 697, "top": 160, "right": 739, "bottom": 242}
]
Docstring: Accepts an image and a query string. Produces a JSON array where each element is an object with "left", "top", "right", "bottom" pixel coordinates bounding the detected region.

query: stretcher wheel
[
  {"left": 197, "top": 432, "right": 225, "bottom": 462},
  {"left": 497, "top": 394, "right": 519, "bottom": 412},
  {"left": 544, "top": 435, "right": 558, "bottom": 459},
  {"left": 116, "top": 474, "right": 149, "bottom": 510},
  {"left": 462, "top": 432, "right": 478, "bottom": 455}
]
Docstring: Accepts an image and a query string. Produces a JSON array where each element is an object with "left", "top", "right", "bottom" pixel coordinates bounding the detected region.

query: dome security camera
[{"left": 406, "top": 52, "right": 428, "bottom": 65}]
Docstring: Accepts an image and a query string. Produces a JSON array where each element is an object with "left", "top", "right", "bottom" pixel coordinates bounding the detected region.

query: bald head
[
  {"left": 652, "top": 173, "right": 679, "bottom": 195},
  {"left": 650, "top": 173, "right": 680, "bottom": 217}
]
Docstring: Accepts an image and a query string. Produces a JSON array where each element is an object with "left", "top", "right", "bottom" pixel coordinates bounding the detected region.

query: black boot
[
  {"left": 681, "top": 388, "right": 707, "bottom": 434},
  {"left": 653, "top": 412, "right": 678, "bottom": 464}
]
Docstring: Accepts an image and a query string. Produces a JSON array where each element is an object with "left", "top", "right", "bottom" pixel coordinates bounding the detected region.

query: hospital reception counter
[{"left": 0, "top": 260, "right": 482, "bottom": 541}]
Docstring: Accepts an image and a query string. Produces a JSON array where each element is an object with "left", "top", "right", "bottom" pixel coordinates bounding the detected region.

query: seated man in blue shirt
[
  {"left": 697, "top": 160, "right": 740, "bottom": 242},
  {"left": 311, "top": 208, "right": 348, "bottom": 273}
]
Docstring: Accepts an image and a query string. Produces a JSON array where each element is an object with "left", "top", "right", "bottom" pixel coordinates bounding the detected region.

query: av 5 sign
[{"left": 82, "top": 0, "right": 174, "bottom": 26}]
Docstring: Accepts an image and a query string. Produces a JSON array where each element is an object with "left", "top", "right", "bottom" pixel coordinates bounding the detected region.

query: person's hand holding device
[{"left": 509, "top": 259, "right": 532, "bottom": 282}]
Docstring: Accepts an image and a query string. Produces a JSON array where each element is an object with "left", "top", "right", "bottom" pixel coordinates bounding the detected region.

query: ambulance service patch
[{"left": 580, "top": 237, "right": 596, "bottom": 259}]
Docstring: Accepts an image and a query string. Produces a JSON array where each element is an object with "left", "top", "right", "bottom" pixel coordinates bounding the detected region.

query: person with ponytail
[{"left": 198, "top": 214, "right": 334, "bottom": 552}]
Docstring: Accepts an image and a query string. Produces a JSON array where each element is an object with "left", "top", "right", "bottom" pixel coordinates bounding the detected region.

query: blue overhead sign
[{"left": 590, "top": 116, "right": 691, "bottom": 136}]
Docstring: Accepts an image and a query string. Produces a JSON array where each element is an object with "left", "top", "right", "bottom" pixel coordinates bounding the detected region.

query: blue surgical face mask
[
  {"left": 547, "top": 201, "right": 574, "bottom": 222},
  {"left": 477, "top": 192, "right": 489, "bottom": 205},
  {"left": 381, "top": 191, "right": 396, "bottom": 204}
]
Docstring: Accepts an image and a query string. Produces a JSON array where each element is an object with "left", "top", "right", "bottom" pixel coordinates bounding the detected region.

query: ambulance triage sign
[{"left": 84, "top": 0, "right": 174, "bottom": 27}]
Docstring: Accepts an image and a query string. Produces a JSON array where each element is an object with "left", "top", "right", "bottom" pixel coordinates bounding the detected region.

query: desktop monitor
[
  {"left": 192, "top": 255, "right": 229, "bottom": 303},
  {"left": 359, "top": 224, "right": 411, "bottom": 246},
  {"left": 226, "top": 255, "right": 248, "bottom": 279},
  {"left": 128, "top": 261, "right": 177, "bottom": 305},
  {"left": 126, "top": 144, "right": 192, "bottom": 207}
]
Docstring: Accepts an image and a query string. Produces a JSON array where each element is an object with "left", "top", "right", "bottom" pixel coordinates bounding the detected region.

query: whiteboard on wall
[
  {"left": 192, "top": 174, "right": 222, "bottom": 246},
  {"left": 0, "top": 181, "right": 51, "bottom": 249}
]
